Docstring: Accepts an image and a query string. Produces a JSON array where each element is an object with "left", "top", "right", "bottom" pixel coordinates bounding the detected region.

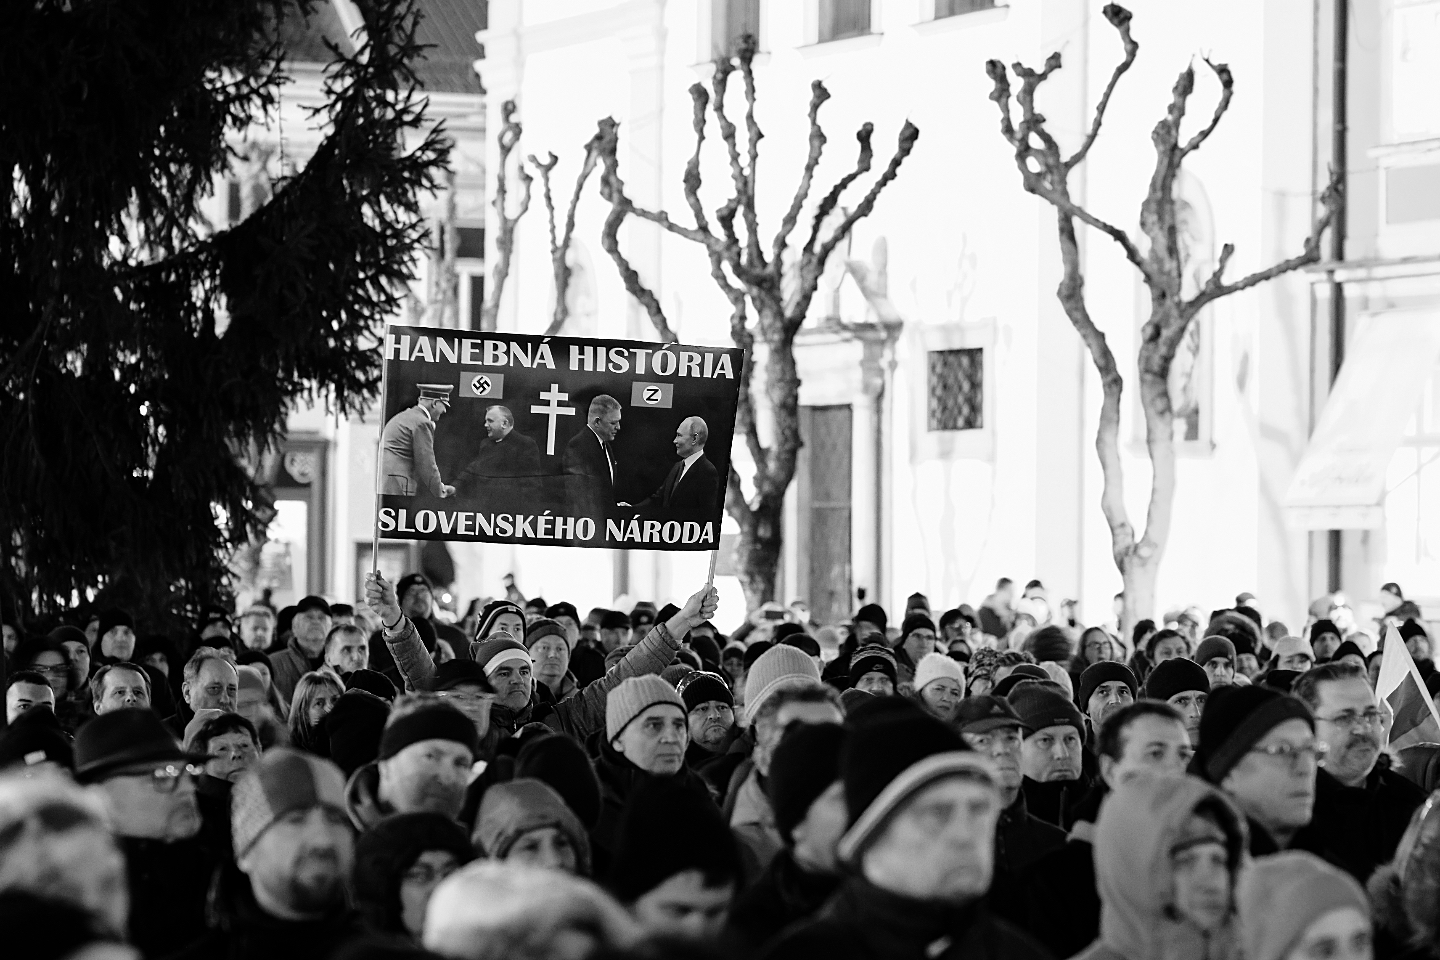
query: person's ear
[{"left": 1099, "top": 754, "right": 1117, "bottom": 790}]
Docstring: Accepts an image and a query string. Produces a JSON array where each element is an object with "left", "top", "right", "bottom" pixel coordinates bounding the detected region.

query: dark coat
[
  {"left": 1020, "top": 775, "right": 1093, "bottom": 832},
  {"left": 195, "top": 774, "right": 236, "bottom": 868},
  {"left": 1292, "top": 762, "right": 1426, "bottom": 882},
  {"left": 988, "top": 792, "right": 1069, "bottom": 929},
  {"left": 688, "top": 726, "right": 749, "bottom": 805},
  {"left": 122, "top": 835, "right": 216, "bottom": 959},
  {"left": 761, "top": 877, "right": 1052, "bottom": 960},
  {"left": 562, "top": 427, "right": 616, "bottom": 514},
  {"left": 728, "top": 848, "right": 840, "bottom": 953},
  {"left": 638, "top": 454, "right": 720, "bottom": 515},
  {"left": 162, "top": 700, "right": 196, "bottom": 743},
  {"left": 458, "top": 430, "right": 543, "bottom": 500},
  {"left": 165, "top": 864, "right": 367, "bottom": 960},
  {"left": 570, "top": 641, "right": 606, "bottom": 689},
  {"left": 1019, "top": 838, "right": 1099, "bottom": 958},
  {"left": 592, "top": 734, "right": 717, "bottom": 864}
]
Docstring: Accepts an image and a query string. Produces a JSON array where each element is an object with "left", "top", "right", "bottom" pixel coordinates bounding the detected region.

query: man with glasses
[
  {"left": 1193, "top": 685, "right": 1323, "bottom": 856},
  {"left": 1291, "top": 662, "right": 1425, "bottom": 881},
  {"left": 74, "top": 708, "right": 214, "bottom": 958}
]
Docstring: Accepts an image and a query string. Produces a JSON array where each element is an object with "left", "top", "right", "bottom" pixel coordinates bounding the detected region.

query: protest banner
[{"left": 373, "top": 325, "right": 744, "bottom": 553}]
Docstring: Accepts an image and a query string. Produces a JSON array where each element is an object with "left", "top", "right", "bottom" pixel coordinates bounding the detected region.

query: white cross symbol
[{"left": 530, "top": 384, "right": 576, "bottom": 456}]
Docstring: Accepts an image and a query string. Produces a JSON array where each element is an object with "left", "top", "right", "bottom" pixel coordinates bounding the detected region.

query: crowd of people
[{"left": 1, "top": 571, "right": 1438, "bottom": 960}]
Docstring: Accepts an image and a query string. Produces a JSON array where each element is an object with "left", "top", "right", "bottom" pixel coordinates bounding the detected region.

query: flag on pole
[{"left": 1376, "top": 625, "right": 1440, "bottom": 750}]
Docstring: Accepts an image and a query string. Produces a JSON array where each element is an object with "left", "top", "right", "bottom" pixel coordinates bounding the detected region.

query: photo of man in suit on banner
[{"left": 623, "top": 416, "right": 719, "bottom": 519}]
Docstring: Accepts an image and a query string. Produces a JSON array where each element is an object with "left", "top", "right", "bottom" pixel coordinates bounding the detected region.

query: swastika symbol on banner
[
  {"left": 470, "top": 374, "right": 492, "bottom": 396},
  {"left": 642, "top": 386, "right": 662, "bottom": 405}
]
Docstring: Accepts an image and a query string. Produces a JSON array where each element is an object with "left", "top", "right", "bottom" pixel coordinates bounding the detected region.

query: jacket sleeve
[
  {"left": 384, "top": 617, "right": 438, "bottom": 692},
  {"left": 553, "top": 620, "right": 683, "bottom": 739},
  {"left": 415, "top": 419, "right": 445, "bottom": 496}
]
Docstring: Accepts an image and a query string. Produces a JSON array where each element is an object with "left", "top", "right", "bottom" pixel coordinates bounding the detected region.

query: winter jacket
[
  {"left": 728, "top": 848, "right": 840, "bottom": 952},
  {"left": 267, "top": 636, "right": 321, "bottom": 706},
  {"left": 382, "top": 615, "right": 683, "bottom": 744},
  {"left": 1290, "top": 762, "right": 1425, "bottom": 883},
  {"left": 1021, "top": 774, "right": 1094, "bottom": 832},
  {"left": 343, "top": 760, "right": 394, "bottom": 832},
  {"left": 1021, "top": 836, "right": 1100, "bottom": 958},
  {"left": 1072, "top": 775, "right": 1247, "bottom": 960},
  {"left": 989, "top": 792, "right": 1068, "bottom": 928},
  {"left": 688, "top": 726, "right": 748, "bottom": 805},
  {"left": 167, "top": 863, "right": 367, "bottom": 960},
  {"left": 195, "top": 774, "right": 236, "bottom": 868},
  {"left": 121, "top": 835, "right": 216, "bottom": 959},
  {"left": 592, "top": 735, "right": 717, "bottom": 863},
  {"left": 731, "top": 764, "right": 785, "bottom": 887},
  {"left": 761, "top": 876, "right": 1049, "bottom": 960}
]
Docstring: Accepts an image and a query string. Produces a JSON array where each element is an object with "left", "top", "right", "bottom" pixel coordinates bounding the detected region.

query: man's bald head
[{"left": 675, "top": 417, "right": 708, "bottom": 458}]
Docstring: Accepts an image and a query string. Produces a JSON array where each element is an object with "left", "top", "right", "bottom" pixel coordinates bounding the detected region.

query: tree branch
[
  {"left": 594, "top": 117, "right": 677, "bottom": 343},
  {"left": 803, "top": 123, "right": 874, "bottom": 257},
  {"left": 1065, "top": 4, "right": 1139, "bottom": 171},
  {"left": 709, "top": 52, "right": 765, "bottom": 271},
  {"left": 772, "top": 81, "right": 830, "bottom": 265},
  {"left": 1178, "top": 58, "right": 1234, "bottom": 159},
  {"left": 481, "top": 99, "right": 531, "bottom": 331}
]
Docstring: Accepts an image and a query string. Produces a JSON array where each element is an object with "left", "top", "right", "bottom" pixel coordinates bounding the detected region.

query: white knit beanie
[
  {"left": 606, "top": 675, "right": 685, "bottom": 742},
  {"left": 913, "top": 652, "right": 965, "bottom": 693},
  {"left": 743, "top": 645, "right": 821, "bottom": 723}
]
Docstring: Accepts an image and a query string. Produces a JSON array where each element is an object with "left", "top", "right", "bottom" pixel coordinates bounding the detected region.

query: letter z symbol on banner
[
  {"left": 531, "top": 384, "right": 576, "bottom": 455},
  {"left": 643, "top": 385, "right": 662, "bottom": 405}
]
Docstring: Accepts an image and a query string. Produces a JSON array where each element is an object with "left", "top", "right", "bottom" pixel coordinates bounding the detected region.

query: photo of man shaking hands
[{"left": 620, "top": 416, "right": 719, "bottom": 520}]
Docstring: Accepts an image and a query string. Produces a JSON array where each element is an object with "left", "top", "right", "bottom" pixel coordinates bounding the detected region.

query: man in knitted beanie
[
  {"left": 765, "top": 704, "right": 1045, "bottom": 959},
  {"left": 677, "top": 671, "right": 742, "bottom": 790},
  {"left": 345, "top": 700, "right": 479, "bottom": 831},
  {"left": 1194, "top": 685, "right": 1319, "bottom": 854},
  {"left": 896, "top": 614, "right": 939, "bottom": 682},
  {"left": 1010, "top": 684, "right": 1094, "bottom": 830},
  {"left": 178, "top": 748, "right": 365, "bottom": 958},
  {"left": 1143, "top": 658, "right": 1210, "bottom": 746},
  {"left": 1195, "top": 636, "right": 1238, "bottom": 687},
  {"left": 525, "top": 617, "right": 574, "bottom": 700},
  {"left": 729, "top": 722, "right": 848, "bottom": 951},
  {"left": 1079, "top": 661, "right": 1138, "bottom": 739},
  {"left": 849, "top": 644, "right": 898, "bottom": 696}
]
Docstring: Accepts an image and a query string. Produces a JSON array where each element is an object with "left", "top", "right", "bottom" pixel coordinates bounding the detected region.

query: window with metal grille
[
  {"left": 934, "top": 0, "right": 996, "bottom": 18},
  {"left": 712, "top": 0, "right": 761, "bottom": 58},
  {"left": 927, "top": 348, "right": 984, "bottom": 431},
  {"left": 817, "top": 0, "right": 870, "bottom": 43}
]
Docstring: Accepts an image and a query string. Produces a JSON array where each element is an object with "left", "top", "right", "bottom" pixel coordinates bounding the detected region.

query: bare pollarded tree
[
  {"left": 595, "top": 35, "right": 918, "bottom": 610},
  {"left": 480, "top": 99, "right": 532, "bottom": 332},
  {"left": 985, "top": 4, "right": 1340, "bottom": 637}
]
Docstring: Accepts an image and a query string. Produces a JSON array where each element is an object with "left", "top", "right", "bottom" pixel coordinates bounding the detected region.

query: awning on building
[{"left": 1286, "top": 310, "right": 1440, "bottom": 529}]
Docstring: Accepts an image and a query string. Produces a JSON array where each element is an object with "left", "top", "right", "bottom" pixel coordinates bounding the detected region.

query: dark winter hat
[
  {"left": 899, "top": 614, "right": 936, "bottom": 640},
  {"left": 378, "top": 703, "right": 478, "bottom": 761},
  {"left": 630, "top": 604, "right": 657, "bottom": 627},
  {"left": 514, "top": 732, "right": 604, "bottom": 829},
  {"left": 1009, "top": 684, "right": 1084, "bottom": 737},
  {"left": 73, "top": 708, "right": 205, "bottom": 783},
  {"left": 954, "top": 695, "right": 1030, "bottom": 735},
  {"left": 850, "top": 645, "right": 899, "bottom": 687},
  {"left": 742, "top": 640, "right": 773, "bottom": 672},
  {"left": 841, "top": 707, "right": 966, "bottom": 829},
  {"left": 771, "top": 622, "right": 806, "bottom": 644},
  {"left": 1196, "top": 686, "right": 1314, "bottom": 784},
  {"left": 345, "top": 669, "right": 398, "bottom": 702},
  {"left": 47, "top": 624, "right": 89, "bottom": 648},
  {"left": 675, "top": 671, "right": 734, "bottom": 712},
  {"left": 1025, "top": 625, "right": 1075, "bottom": 664},
  {"left": 1195, "top": 637, "right": 1237, "bottom": 667},
  {"left": 320, "top": 691, "right": 392, "bottom": 777},
  {"left": 839, "top": 688, "right": 873, "bottom": 714},
  {"left": 689, "top": 634, "right": 722, "bottom": 672},
  {"left": 660, "top": 664, "right": 694, "bottom": 687},
  {"left": 674, "top": 649, "right": 701, "bottom": 670},
  {"left": 1332, "top": 640, "right": 1366, "bottom": 663},
  {"left": 394, "top": 574, "right": 431, "bottom": 603},
  {"left": 295, "top": 595, "right": 332, "bottom": 617},
  {"left": 768, "top": 722, "right": 847, "bottom": 842},
  {"left": 352, "top": 812, "right": 473, "bottom": 935},
  {"left": 854, "top": 604, "right": 889, "bottom": 632},
  {"left": 781, "top": 633, "right": 821, "bottom": 659},
  {"left": 1144, "top": 658, "right": 1210, "bottom": 702},
  {"left": 655, "top": 604, "right": 680, "bottom": 625},
  {"left": 1079, "top": 661, "right": 1139, "bottom": 705},
  {"left": 1259, "top": 669, "right": 1303, "bottom": 693},
  {"left": 432, "top": 659, "right": 495, "bottom": 693},
  {"left": 1310, "top": 619, "right": 1341, "bottom": 642},
  {"left": 992, "top": 663, "right": 1050, "bottom": 699},
  {"left": 1401, "top": 618, "right": 1430, "bottom": 642},
  {"left": 599, "top": 610, "right": 631, "bottom": 632},
  {"left": 0, "top": 707, "right": 74, "bottom": 771},
  {"left": 93, "top": 609, "right": 134, "bottom": 645},
  {"left": 276, "top": 606, "right": 297, "bottom": 638},
  {"left": 524, "top": 618, "right": 570, "bottom": 650},
  {"left": 607, "top": 776, "right": 740, "bottom": 902},
  {"left": 546, "top": 601, "right": 580, "bottom": 624}
]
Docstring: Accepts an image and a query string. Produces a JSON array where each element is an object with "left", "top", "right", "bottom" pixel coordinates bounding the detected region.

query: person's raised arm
[{"left": 364, "top": 571, "right": 438, "bottom": 691}]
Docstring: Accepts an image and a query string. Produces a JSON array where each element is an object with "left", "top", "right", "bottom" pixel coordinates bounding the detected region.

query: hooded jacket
[
  {"left": 343, "top": 760, "right": 395, "bottom": 832},
  {"left": 381, "top": 614, "right": 683, "bottom": 744},
  {"left": 1074, "top": 775, "right": 1248, "bottom": 960}
]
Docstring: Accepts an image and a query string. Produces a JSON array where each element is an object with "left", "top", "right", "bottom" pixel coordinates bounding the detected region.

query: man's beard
[
  {"left": 410, "top": 777, "right": 465, "bottom": 815},
  {"left": 697, "top": 721, "right": 730, "bottom": 749},
  {"left": 285, "top": 851, "right": 346, "bottom": 913}
]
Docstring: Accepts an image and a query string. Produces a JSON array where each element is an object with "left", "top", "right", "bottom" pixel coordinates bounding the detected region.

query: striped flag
[{"left": 1376, "top": 625, "right": 1440, "bottom": 750}]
